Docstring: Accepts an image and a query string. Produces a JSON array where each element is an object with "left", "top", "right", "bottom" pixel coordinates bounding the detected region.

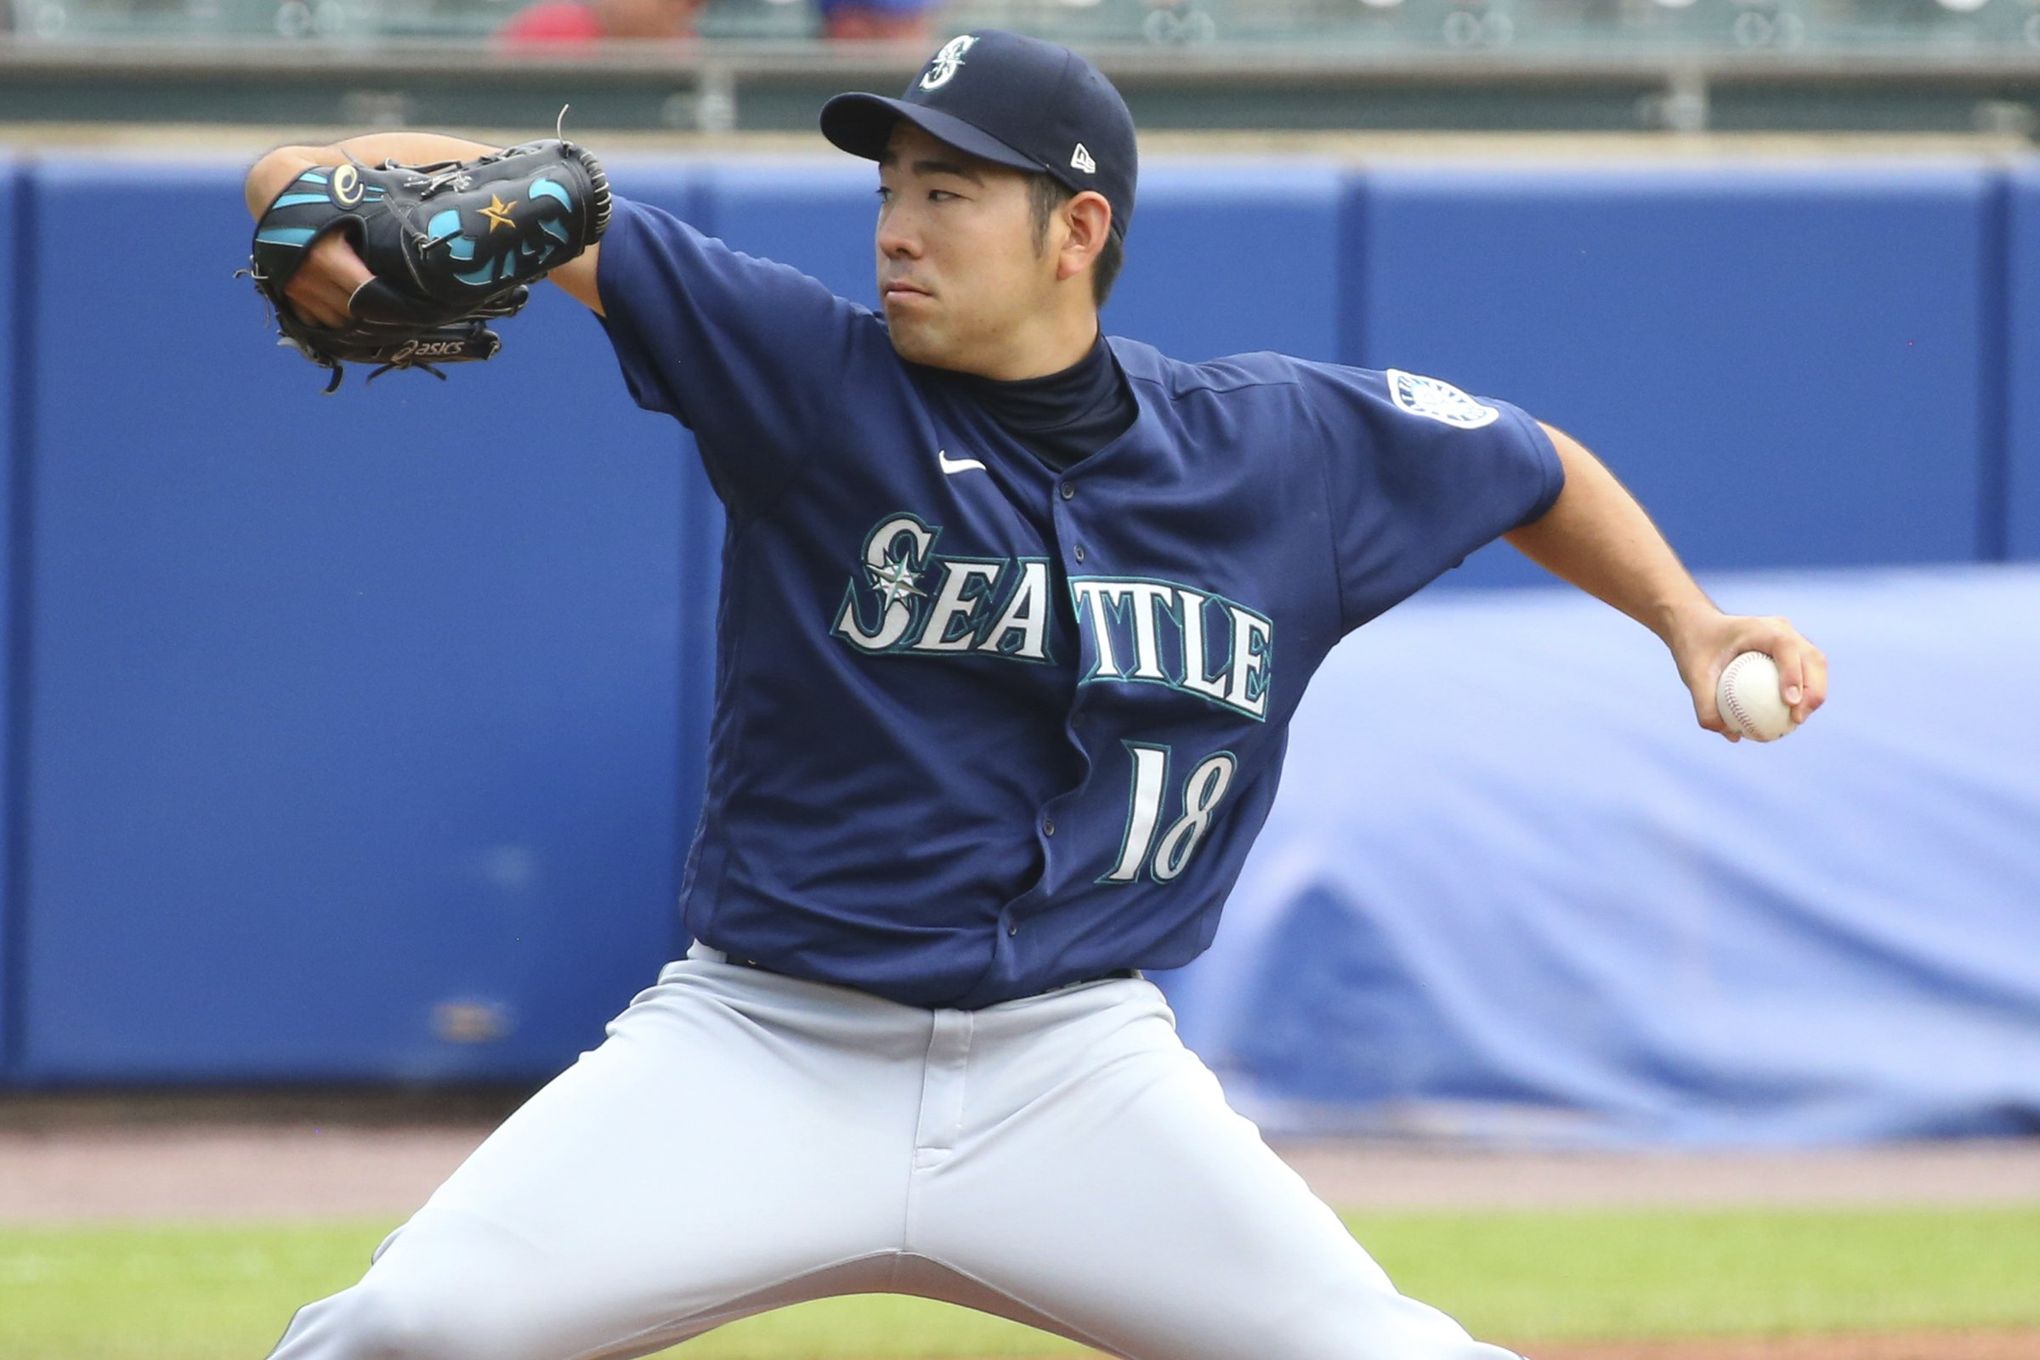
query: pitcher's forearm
[
  {"left": 1504, "top": 422, "right": 1715, "bottom": 645},
  {"left": 331, "top": 132, "right": 501, "bottom": 167}
]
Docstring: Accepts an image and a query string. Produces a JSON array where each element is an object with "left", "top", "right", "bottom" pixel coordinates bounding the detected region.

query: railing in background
[
  {"left": 5, "top": 0, "right": 2040, "bottom": 133},
  {"left": 7, "top": 0, "right": 2040, "bottom": 51}
]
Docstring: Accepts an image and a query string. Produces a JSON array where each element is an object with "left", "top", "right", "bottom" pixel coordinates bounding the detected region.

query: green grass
[
  {"left": 2, "top": 1207, "right": 2036, "bottom": 1360},
  {"left": 1350, "top": 1207, "right": 2040, "bottom": 1343}
]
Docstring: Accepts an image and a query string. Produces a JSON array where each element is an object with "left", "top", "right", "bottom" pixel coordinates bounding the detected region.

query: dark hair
[{"left": 1028, "top": 174, "right": 1124, "bottom": 308}]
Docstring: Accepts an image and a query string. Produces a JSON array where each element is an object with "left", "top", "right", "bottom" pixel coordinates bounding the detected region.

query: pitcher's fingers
[
  {"left": 285, "top": 234, "right": 374, "bottom": 325},
  {"left": 1692, "top": 666, "right": 1735, "bottom": 739},
  {"left": 306, "top": 230, "right": 373, "bottom": 287},
  {"left": 283, "top": 269, "right": 340, "bottom": 323},
  {"left": 285, "top": 289, "right": 349, "bottom": 329},
  {"left": 291, "top": 271, "right": 360, "bottom": 327},
  {"left": 1773, "top": 642, "right": 1807, "bottom": 711},
  {"left": 1795, "top": 646, "right": 1829, "bottom": 723}
]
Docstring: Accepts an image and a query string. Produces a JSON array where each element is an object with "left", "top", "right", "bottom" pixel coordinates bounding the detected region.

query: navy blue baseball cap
[{"left": 820, "top": 30, "right": 1138, "bottom": 241}]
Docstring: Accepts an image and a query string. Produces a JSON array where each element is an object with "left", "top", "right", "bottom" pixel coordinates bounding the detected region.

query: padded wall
[
  {"left": 0, "top": 166, "right": 17, "bottom": 1076},
  {"left": 1106, "top": 164, "right": 1343, "bottom": 362},
  {"left": 1349, "top": 164, "right": 1996, "bottom": 588},
  {"left": 696, "top": 157, "right": 881, "bottom": 307},
  {"left": 2, "top": 151, "right": 2034, "bottom": 1105},
  {"left": 14, "top": 160, "right": 710, "bottom": 1081},
  {"left": 1161, "top": 565, "right": 2040, "bottom": 1145},
  {"left": 2010, "top": 165, "right": 2040, "bottom": 561},
  {"left": 603, "top": 159, "right": 729, "bottom": 840},
  {"left": 693, "top": 160, "right": 1346, "bottom": 365}
]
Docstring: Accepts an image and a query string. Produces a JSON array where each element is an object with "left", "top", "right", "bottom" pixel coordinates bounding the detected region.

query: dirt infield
[
  {"left": 1522, "top": 1333, "right": 2040, "bottom": 1360},
  {"left": 3, "top": 1116, "right": 2038, "bottom": 1221}
]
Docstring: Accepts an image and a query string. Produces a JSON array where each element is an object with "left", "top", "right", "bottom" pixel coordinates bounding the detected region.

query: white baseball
[{"left": 1716, "top": 651, "right": 1798, "bottom": 742}]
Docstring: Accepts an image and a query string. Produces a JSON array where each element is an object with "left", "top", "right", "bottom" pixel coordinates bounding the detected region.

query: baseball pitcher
[{"left": 244, "top": 30, "right": 1827, "bottom": 1360}]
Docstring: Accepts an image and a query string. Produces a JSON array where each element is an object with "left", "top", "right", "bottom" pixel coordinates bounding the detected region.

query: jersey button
[
  {"left": 1043, "top": 816, "right": 1056, "bottom": 837},
  {"left": 1060, "top": 481, "right": 1076, "bottom": 501},
  {"left": 1072, "top": 545, "right": 1086, "bottom": 563},
  {"left": 1008, "top": 924, "right": 1019, "bottom": 937}
]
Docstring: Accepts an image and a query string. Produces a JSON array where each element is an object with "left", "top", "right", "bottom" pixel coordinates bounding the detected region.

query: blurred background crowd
[{"left": 2, "top": 0, "right": 2037, "bottom": 52}]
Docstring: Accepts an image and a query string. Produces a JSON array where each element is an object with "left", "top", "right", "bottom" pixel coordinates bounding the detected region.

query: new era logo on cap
[{"left": 1071, "top": 143, "right": 1096, "bottom": 174}]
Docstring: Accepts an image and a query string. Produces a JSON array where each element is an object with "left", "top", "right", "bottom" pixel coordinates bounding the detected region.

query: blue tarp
[{"left": 1160, "top": 565, "right": 2040, "bottom": 1146}]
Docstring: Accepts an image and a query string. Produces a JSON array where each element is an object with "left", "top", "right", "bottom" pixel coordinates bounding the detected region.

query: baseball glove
[{"left": 244, "top": 138, "right": 612, "bottom": 391}]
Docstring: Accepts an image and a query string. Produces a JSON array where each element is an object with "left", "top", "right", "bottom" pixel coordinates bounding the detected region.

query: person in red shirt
[
  {"left": 819, "top": 0, "right": 934, "bottom": 43},
  {"left": 497, "top": 0, "right": 701, "bottom": 46}
]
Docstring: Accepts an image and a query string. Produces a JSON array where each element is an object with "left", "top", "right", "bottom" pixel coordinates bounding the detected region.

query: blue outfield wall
[
  {"left": 691, "top": 158, "right": 1348, "bottom": 359},
  {"left": 0, "top": 165, "right": 18, "bottom": 1080},
  {"left": 0, "top": 152, "right": 2034, "bottom": 1128},
  {"left": 2011, "top": 164, "right": 2040, "bottom": 561},
  {"left": 695, "top": 158, "right": 885, "bottom": 307},
  {"left": 1348, "top": 163, "right": 1999, "bottom": 587},
  {"left": 1108, "top": 162, "right": 1344, "bottom": 363},
  {"left": 12, "top": 160, "right": 712, "bottom": 1082}
]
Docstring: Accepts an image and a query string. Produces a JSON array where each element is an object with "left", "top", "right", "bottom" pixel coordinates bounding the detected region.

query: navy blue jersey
[{"left": 597, "top": 197, "right": 1563, "bottom": 1009}]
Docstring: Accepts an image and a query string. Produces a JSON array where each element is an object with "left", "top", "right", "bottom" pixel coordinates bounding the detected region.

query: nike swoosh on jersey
[{"left": 937, "top": 449, "right": 987, "bottom": 475}]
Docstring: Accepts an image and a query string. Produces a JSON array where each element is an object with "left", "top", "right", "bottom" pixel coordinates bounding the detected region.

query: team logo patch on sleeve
[{"left": 1387, "top": 369, "right": 1501, "bottom": 430}]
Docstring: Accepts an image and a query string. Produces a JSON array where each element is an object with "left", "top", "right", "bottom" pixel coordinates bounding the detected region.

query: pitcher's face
[{"left": 874, "top": 122, "right": 1058, "bottom": 376}]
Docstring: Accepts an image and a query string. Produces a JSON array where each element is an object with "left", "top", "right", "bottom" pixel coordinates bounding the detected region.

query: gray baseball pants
[{"left": 264, "top": 947, "right": 1522, "bottom": 1360}]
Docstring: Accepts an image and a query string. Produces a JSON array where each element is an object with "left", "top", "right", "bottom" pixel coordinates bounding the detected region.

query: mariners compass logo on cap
[
  {"left": 920, "top": 34, "right": 975, "bottom": 90},
  {"left": 819, "top": 30, "right": 1140, "bottom": 241}
]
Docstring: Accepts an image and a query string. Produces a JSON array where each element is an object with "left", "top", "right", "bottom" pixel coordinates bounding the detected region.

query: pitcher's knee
[
  {"left": 1265, "top": 1280, "right": 1515, "bottom": 1360},
  {"left": 336, "top": 1284, "right": 504, "bottom": 1360}
]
